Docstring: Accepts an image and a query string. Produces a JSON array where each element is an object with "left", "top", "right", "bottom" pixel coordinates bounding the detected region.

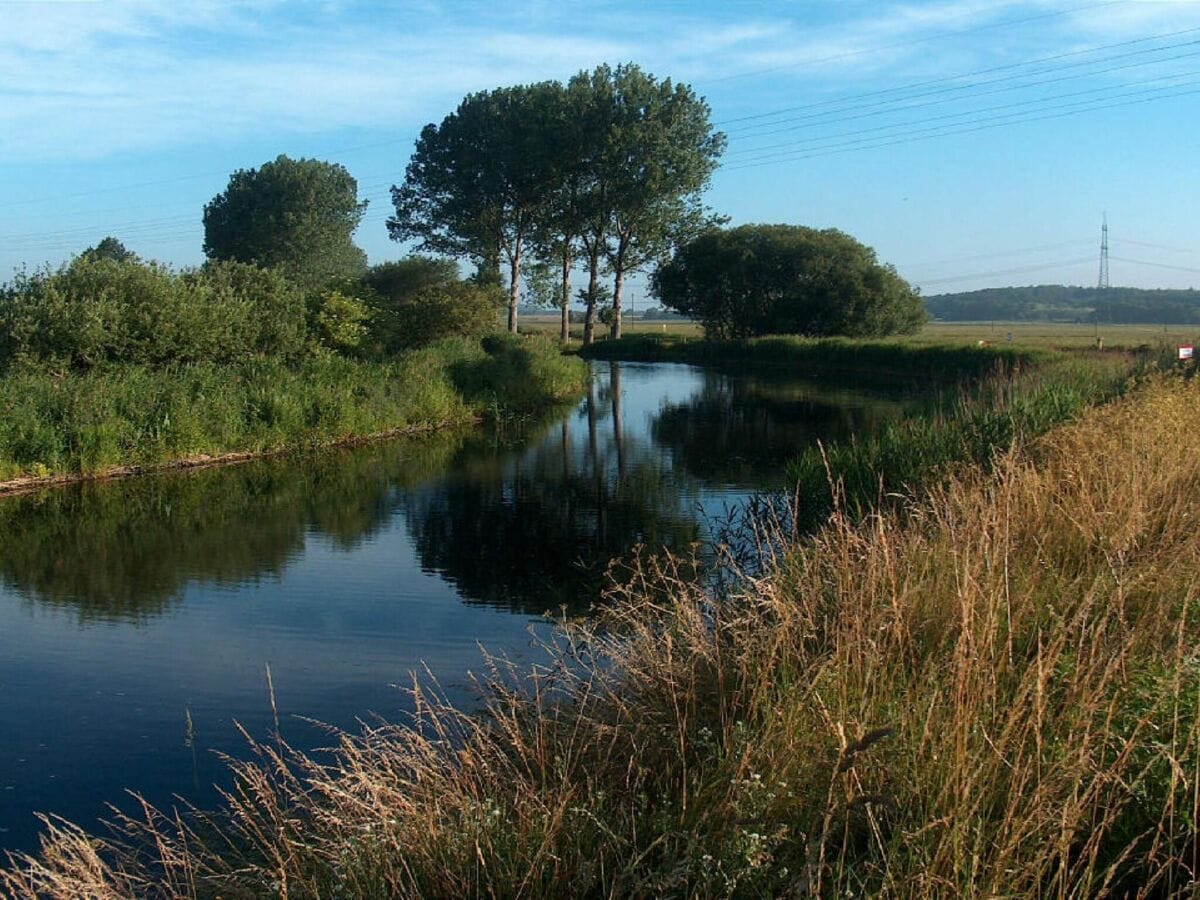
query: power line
[
  {"left": 1109, "top": 255, "right": 1200, "bottom": 275},
  {"left": 715, "top": 21, "right": 1200, "bottom": 126},
  {"left": 725, "top": 69, "right": 1200, "bottom": 160},
  {"left": 916, "top": 255, "right": 1100, "bottom": 287},
  {"left": 1112, "top": 237, "right": 1198, "bottom": 254},
  {"left": 720, "top": 83, "right": 1200, "bottom": 171},
  {"left": 704, "top": 0, "right": 1125, "bottom": 86},
  {"left": 904, "top": 239, "right": 1097, "bottom": 270},
  {"left": 723, "top": 44, "right": 1200, "bottom": 145}
]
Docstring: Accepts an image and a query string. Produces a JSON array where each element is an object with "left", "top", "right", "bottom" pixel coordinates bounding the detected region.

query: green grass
[
  {"left": 914, "top": 320, "right": 1200, "bottom": 349},
  {"left": 0, "top": 334, "right": 586, "bottom": 483},
  {"left": 784, "top": 352, "right": 1134, "bottom": 529}
]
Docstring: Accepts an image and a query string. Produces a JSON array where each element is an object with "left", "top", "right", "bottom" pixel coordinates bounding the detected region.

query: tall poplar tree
[
  {"left": 599, "top": 65, "right": 725, "bottom": 339},
  {"left": 389, "top": 82, "right": 560, "bottom": 333}
]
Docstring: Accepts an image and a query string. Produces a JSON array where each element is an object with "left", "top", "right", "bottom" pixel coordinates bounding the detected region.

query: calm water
[{"left": 0, "top": 361, "right": 918, "bottom": 852}]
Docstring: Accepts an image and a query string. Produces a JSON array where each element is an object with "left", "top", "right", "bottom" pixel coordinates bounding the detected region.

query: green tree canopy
[
  {"left": 81, "top": 236, "right": 136, "bottom": 263},
  {"left": 653, "top": 224, "right": 926, "bottom": 339},
  {"left": 203, "top": 154, "right": 368, "bottom": 291},
  {"left": 592, "top": 64, "right": 724, "bottom": 340},
  {"left": 388, "top": 83, "right": 562, "bottom": 333}
]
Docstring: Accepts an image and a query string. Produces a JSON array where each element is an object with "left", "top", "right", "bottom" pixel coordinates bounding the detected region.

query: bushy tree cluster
[
  {"left": 0, "top": 249, "right": 505, "bottom": 373},
  {"left": 652, "top": 224, "right": 926, "bottom": 339},
  {"left": 0, "top": 256, "right": 307, "bottom": 371},
  {"left": 389, "top": 64, "right": 725, "bottom": 343},
  {"left": 358, "top": 257, "right": 500, "bottom": 353}
]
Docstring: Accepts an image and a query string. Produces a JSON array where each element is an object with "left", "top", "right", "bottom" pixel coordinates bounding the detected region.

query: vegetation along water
[{"left": 2, "top": 55, "right": 1197, "bottom": 899}]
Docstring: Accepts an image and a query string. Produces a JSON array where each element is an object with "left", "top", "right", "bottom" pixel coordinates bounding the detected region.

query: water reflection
[
  {"left": 0, "top": 361, "right": 914, "bottom": 624},
  {"left": 652, "top": 368, "right": 911, "bottom": 487},
  {"left": 0, "top": 360, "right": 924, "bottom": 854},
  {"left": 407, "top": 365, "right": 699, "bottom": 613},
  {"left": 0, "top": 433, "right": 462, "bottom": 622}
]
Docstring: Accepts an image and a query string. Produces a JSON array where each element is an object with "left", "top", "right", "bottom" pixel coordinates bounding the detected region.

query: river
[{"left": 0, "top": 360, "right": 920, "bottom": 853}]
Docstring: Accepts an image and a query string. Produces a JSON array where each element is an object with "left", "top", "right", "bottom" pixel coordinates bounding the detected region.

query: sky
[{"left": 1, "top": 0, "right": 1199, "bottom": 299}]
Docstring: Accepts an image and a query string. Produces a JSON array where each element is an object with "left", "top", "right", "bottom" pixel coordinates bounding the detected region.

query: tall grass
[
  {"left": 785, "top": 353, "right": 1133, "bottom": 530},
  {"left": 3, "top": 371, "right": 1196, "bottom": 896},
  {"left": 0, "top": 335, "right": 585, "bottom": 483}
]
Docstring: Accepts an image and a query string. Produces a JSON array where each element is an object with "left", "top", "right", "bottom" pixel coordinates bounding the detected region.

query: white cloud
[{"left": 2, "top": 0, "right": 1198, "bottom": 162}]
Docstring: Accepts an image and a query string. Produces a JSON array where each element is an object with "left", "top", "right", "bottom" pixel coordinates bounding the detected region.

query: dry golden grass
[{"left": 3, "top": 375, "right": 1198, "bottom": 898}]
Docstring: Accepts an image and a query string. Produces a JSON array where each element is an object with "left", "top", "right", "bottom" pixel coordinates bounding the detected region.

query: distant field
[
  {"left": 522, "top": 315, "right": 1199, "bottom": 350},
  {"left": 913, "top": 321, "right": 1200, "bottom": 349}
]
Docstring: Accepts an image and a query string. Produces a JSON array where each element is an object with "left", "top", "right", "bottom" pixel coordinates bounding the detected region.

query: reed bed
[{"left": 4, "top": 373, "right": 1198, "bottom": 898}]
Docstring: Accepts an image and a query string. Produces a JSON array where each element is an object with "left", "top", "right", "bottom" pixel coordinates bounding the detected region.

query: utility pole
[
  {"left": 1094, "top": 213, "right": 1109, "bottom": 349},
  {"left": 1097, "top": 213, "right": 1110, "bottom": 290}
]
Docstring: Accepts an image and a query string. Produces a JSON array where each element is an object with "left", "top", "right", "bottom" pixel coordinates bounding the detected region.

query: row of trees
[
  {"left": 388, "top": 63, "right": 725, "bottom": 342},
  {"left": 51, "top": 65, "right": 924, "bottom": 347},
  {"left": 927, "top": 285, "right": 1200, "bottom": 323}
]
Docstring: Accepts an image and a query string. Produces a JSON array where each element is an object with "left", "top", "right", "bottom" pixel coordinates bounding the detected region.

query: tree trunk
[
  {"left": 583, "top": 253, "right": 599, "bottom": 346},
  {"left": 559, "top": 245, "right": 571, "bottom": 344},
  {"left": 507, "top": 249, "right": 521, "bottom": 334},
  {"left": 610, "top": 263, "right": 625, "bottom": 340}
]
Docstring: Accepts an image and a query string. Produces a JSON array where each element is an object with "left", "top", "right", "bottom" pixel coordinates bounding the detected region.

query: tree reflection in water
[
  {"left": 405, "top": 362, "right": 700, "bottom": 615},
  {"left": 0, "top": 362, "right": 916, "bottom": 623}
]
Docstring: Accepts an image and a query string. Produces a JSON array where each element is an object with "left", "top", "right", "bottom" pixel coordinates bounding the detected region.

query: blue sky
[{"left": 2, "top": 0, "right": 1199, "bottom": 297}]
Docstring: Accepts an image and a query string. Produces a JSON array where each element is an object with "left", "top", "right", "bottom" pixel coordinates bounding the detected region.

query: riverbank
[
  {"left": 5, "top": 356, "right": 1195, "bottom": 896},
  {"left": 577, "top": 332, "right": 1057, "bottom": 381},
  {"left": 0, "top": 334, "right": 587, "bottom": 491}
]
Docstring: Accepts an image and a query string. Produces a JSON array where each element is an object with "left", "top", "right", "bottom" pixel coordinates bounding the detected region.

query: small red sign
[{"left": 1179, "top": 345, "right": 1195, "bottom": 361}]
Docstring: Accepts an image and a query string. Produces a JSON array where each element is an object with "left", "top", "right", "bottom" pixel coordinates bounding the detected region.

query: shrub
[
  {"left": 0, "top": 257, "right": 307, "bottom": 371},
  {"left": 306, "top": 289, "right": 371, "bottom": 355},
  {"left": 360, "top": 258, "right": 500, "bottom": 353}
]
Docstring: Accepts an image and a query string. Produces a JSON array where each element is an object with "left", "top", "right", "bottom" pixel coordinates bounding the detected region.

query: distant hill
[{"left": 925, "top": 285, "right": 1200, "bottom": 324}]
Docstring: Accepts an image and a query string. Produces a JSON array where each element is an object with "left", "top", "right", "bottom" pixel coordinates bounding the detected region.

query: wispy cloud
[{"left": 1, "top": 0, "right": 1198, "bottom": 162}]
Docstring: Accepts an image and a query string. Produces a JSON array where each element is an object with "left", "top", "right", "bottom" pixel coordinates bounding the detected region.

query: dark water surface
[{"left": 0, "top": 361, "right": 917, "bottom": 852}]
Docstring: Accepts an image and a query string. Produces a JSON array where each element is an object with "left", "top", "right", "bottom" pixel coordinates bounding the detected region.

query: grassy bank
[
  {"left": 577, "top": 332, "right": 1052, "bottom": 381},
  {"left": 5, "top": 363, "right": 1197, "bottom": 895},
  {"left": 784, "top": 351, "right": 1133, "bottom": 531},
  {"left": 0, "top": 334, "right": 586, "bottom": 485}
]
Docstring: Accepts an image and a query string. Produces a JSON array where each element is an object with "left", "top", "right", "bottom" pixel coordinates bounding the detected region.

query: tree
[
  {"left": 653, "top": 225, "right": 926, "bottom": 339},
  {"left": 358, "top": 257, "right": 499, "bottom": 353},
  {"left": 597, "top": 65, "right": 724, "bottom": 340},
  {"left": 389, "top": 83, "right": 562, "bottom": 334},
  {"left": 81, "top": 236, "right": 136, "bottom": 263},
  {"left": 203, "top": 155, "right": 368, "bottom": 291}
]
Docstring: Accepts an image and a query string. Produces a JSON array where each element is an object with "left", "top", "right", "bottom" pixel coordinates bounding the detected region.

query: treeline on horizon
[{"left": 926, "top": 283, "right": 1200, "bottom": 323}]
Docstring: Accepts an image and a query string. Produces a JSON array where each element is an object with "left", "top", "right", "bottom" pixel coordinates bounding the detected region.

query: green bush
[
  {"left": 359, "top": 258, "right": 500, "bottom": 353},
  {"left": 0, "top": 257, "right": 307, "bottom": 371},
  {"left": 306, "top": 289, "right": 371, "bottom": 355},
  {"left": 653, "top": 224, "right": 926, "bottom": 339}
]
